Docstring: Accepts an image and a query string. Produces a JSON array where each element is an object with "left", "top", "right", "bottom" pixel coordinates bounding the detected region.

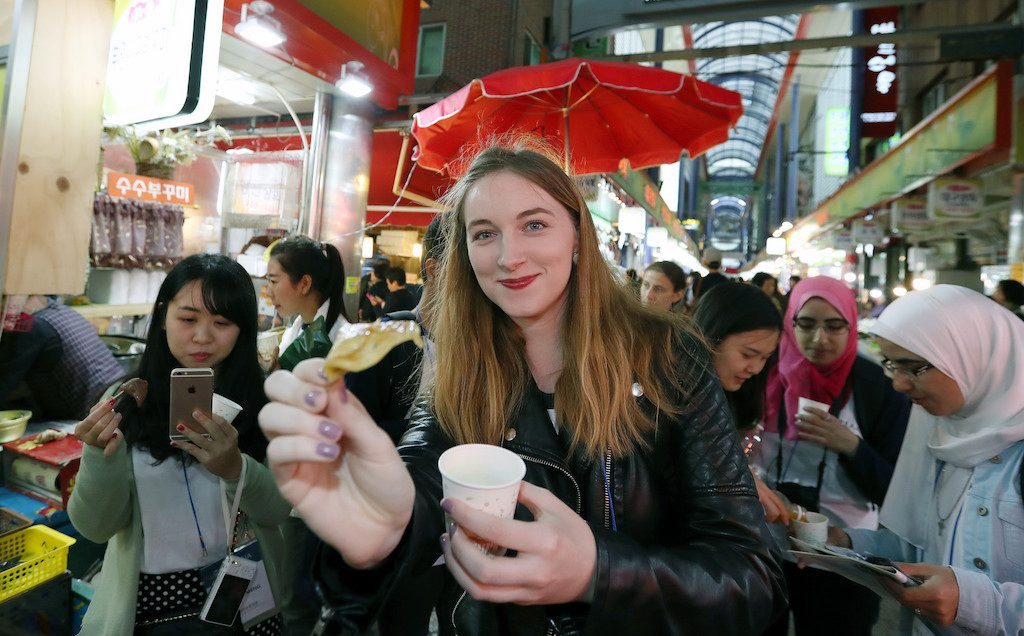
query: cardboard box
[{"left": 2, "top": 435, "right": 83, "bottom": 510}]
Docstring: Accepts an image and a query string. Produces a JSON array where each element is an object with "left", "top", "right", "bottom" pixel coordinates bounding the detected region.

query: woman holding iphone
[
  {"left": 69, "top": 254, "right": 291, "bottom": 635},
  {"left": 257, "top": 140, "right": 786, "bottom": 634}
]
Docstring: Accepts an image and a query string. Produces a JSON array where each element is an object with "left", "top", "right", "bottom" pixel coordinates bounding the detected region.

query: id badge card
[
  {"left": 200, "top": 556, "right": 257, "bottom": 627},
  {"left": 234, "top": 541, "right": 279, "bottom": 629},
  {"left": 198, "top": 541, "right": 278, "bottom": 629}
]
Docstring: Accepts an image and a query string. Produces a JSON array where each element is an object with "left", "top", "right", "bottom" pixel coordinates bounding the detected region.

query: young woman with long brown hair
[{"left": 257, "top": 140, "right": 786, "bottom": 635}]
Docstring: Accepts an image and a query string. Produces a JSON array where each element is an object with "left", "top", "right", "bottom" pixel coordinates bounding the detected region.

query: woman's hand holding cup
[
  {"left": 440, "top": 481, "right": 598, "bottom": 605},
  {"left": 795, "top": 398, "right": 860, "bottom": 457}
]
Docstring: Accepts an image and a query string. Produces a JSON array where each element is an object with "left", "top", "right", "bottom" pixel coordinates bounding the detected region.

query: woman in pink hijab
[{"left": 756, "top": 276, "right": 911, "bottom": 636}]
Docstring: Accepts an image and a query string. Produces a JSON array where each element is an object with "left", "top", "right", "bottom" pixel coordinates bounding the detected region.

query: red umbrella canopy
[{"left": 411, "top": 58, "right": 743, "bottom": 176}]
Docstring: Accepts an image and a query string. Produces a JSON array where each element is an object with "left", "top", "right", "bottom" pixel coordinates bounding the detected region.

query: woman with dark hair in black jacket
[
  {"left": 692, "top": 282, "right": 795, "bottom": 526},
  {"left": 693, "top": 282, "right": 781, "bottom": 431}
]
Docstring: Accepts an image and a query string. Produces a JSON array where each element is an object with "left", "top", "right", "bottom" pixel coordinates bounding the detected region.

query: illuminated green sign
[{"left": 824, "top": 107, "right": 850, "bottom": 177}]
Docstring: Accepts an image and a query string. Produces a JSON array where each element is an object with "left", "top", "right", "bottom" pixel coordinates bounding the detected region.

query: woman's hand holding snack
[
  {"left": 75, "top": 398, "right": 123, "bottom": 458},
  {"left": 259, "top": 358, "right": 414, "bottom": 568},
  {"left": 753, "top": 475, "right": 789, "bottom": 525}
]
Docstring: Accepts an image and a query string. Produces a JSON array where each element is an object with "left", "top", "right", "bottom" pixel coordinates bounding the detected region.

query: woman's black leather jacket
[{"left": 316, "top": 358, "right": 787, "bottom": 635}]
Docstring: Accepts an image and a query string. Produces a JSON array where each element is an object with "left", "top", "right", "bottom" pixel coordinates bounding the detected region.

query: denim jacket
[{"left": 847, "top": 440, "right": 1024, "bottom": 635}]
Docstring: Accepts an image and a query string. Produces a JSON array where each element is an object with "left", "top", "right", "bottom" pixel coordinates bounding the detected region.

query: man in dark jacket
[
  {"left": 697, "top": 247, "right": 728, "bottom": 301},
  {"left": 358, "top": 258, "right": 391, "bottom": 321},
  {"left": 382, "top": 267, "right": 417, "bottom": 314}
]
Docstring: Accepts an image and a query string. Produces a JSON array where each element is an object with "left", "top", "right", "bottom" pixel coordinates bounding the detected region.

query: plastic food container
[{"left": 0, "top": 411, "right": 31, "bottom": 443}]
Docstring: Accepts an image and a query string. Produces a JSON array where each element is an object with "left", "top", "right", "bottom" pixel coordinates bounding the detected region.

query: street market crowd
[{"left": 43, "top": 139, "right": 1024, "bottom": 636}]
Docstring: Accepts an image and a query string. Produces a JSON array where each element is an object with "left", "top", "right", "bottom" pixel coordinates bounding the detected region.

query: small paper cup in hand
[
  {"left": 798, "top": 397, "right": 830, "bottom": 417},
  {"left": 212, "top": 394, "right": 243, "bottom": 425},
  {"left": 792, "top": 511, "right": 829, "bottom": 546},
  {"left": 438, "top": 444, "right": 526, "bottom": 554},
  {"left": 256, "top": 331, "right": 279, "bottom": 370}
]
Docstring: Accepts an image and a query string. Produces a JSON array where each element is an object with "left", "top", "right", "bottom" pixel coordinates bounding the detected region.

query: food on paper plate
[{"left": 323, "top": 321, "right": 423, "bottom": 382}]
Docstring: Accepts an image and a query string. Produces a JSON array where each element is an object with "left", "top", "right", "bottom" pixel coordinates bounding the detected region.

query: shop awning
[
  {"left": 604, "top": 160, "right": 701, "bottom": 263},
  {"left": 786, "top": 61, "right": 1012, "bottom": 250},
  {"left": 367, "top": 129, "right": 450, "bottom": 227}
]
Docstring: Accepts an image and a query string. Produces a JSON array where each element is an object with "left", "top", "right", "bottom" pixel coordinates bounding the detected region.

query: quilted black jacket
[{"left": 316, "top": 351, "right": 787, "bottom": 635}]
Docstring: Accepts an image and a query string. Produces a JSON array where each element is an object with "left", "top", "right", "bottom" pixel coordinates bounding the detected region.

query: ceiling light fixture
[
  {"left": 235, "top": 1, "right": 286, "bottom": 49},
  {"left": 336, "top": 61, "right": 372, "bottom": 98}
]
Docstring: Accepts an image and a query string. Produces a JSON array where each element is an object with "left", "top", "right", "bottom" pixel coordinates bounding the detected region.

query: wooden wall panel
[{"left": 2, "top": 0, "right": 112, "bottom": 294}]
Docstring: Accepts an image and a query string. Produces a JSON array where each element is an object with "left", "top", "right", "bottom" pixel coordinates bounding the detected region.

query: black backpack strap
[{"left": 382, "top": 310, "right": 419, "bottom": 324}]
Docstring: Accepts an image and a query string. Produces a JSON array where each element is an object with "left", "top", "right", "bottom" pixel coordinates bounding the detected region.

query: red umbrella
[{"left": 411, "top": 58, "right": 743, "bottom": 176}]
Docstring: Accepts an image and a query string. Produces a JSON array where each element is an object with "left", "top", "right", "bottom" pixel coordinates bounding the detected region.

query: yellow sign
[
  {"left": 345, "top": 276, "right": 361, "bottom": 295},
  {"left": 299, "top": 0, "right": 404, "bottom": 68},
  {"left": 1010, "top": 263, "right": 1024, "bottom": 283}
]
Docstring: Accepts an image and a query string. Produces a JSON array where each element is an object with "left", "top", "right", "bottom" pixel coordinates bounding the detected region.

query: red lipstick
[{"left": 498, "top": 274, "right": 539, "bottom": 290}]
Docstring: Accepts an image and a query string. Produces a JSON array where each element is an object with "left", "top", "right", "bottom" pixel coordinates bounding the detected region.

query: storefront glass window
[{"left": 416, "top": 23, "right": 446, "bottom": 77}]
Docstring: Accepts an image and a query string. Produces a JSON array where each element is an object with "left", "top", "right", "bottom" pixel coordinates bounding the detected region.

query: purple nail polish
[
  {"left": 439, "top": 534, "right": 449, "bottom": 546},
  {"left": 447, "top": 522, "right": 458, "bottom": 538},
  {"left": 440, "top": 499, "right": 454, "bottom": 514},
  {"left": 317, "top": 366, "right": 328, "bottom": 381},
  {"left": 319, "top": 420, "right": 341, "bottom": 440},
  {"left": 316, "top": 442, "right": 339, "bottom": 459},
  {"left": 304, "top": 390, "right": 321, "bottom": 408}
]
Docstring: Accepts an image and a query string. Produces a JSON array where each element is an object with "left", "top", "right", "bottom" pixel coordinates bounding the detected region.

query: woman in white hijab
[{"left": 828, "top": 285, "right": 1024, "bottom": 634}]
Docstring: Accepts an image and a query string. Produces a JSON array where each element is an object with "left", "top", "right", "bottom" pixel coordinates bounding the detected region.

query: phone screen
[
  {"left": 203, "top": 573, "right": 249, "bottom": 625},
  {"left": 169, "top": 368, "right": 214, "bottom": 440}
]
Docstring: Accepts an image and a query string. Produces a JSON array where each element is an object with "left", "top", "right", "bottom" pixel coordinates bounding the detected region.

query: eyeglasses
[
  {"left": 792, "top": 317, "right": 850, "bottom": 335},
  {"left": 880, "top": 358, "right": 934, "bottom": 379}
]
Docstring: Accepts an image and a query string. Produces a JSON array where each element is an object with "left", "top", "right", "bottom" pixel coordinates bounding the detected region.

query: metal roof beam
[
  {"left": 601, "top": 22, "right": 1013, "bottom": 63},
  {"left": 691, "top": 19, "right": 796, "bottom": 43},
  {"left": 707, "top": 71, "right": 781, "bottom": 88}
]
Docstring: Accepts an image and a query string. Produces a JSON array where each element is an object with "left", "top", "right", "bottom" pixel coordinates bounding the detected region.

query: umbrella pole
[
  {"left": 562, "top": 108, "right": 570, "bottom": 173},
  {"left": 393, "top": 133, "right": 440, "bottom": 208}
]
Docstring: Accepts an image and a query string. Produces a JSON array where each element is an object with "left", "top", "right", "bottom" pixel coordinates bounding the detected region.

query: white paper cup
[
  {"left": 438, "top": 444, "right": 526, "bottom": 554},
  {"left": 792, "top": 511, "right": 829, "bottom": 546},
  {"left": 256, "top": 331, "right": 279, "bottom": 371},
  {"left": 212, "top": 393, "right": 243, "bottom": 425},
  {"left": 798, "top": 397, "right": 830, "bottom": 417}
]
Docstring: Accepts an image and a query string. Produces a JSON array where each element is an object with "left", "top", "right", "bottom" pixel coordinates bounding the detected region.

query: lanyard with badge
[{"left": 198, "top": 460, "right": 279, "bottom": 628}]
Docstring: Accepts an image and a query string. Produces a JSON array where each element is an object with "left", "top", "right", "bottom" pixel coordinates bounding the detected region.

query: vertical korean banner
[{"left": 861, "top": 7, "right": 898, "bottom": 139}]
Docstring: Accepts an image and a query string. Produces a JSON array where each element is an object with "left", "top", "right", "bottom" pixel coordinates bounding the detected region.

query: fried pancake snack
[{"left": 323, "top": 320, "right": 424, "bottom": 382}]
